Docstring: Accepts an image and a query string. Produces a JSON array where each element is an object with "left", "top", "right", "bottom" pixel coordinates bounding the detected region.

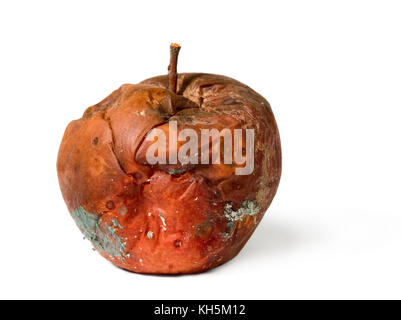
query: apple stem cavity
[{"left": 168, "top": 43, "right": 181, "bottom": 93}]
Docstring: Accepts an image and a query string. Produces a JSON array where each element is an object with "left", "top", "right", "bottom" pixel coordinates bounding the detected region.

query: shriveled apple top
[{"left": 58, "top": 73, "right": 280, "bottom": 219}]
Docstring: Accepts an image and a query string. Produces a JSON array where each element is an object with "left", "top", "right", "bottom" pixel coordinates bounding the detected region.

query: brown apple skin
[{"left": 57, "top": 73, "right": 281, "bottom": 274}]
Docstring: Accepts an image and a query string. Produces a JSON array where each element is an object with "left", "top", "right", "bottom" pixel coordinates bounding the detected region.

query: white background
[{"left": 0, "top": 0, "right": 400, "bottom": 299}]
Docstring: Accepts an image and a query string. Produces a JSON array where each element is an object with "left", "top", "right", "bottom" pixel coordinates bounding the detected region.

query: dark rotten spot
[
  {"left": 133, "top": 172, "right": 143, "bottom": 180},
  {"left": 106, "top": 200, "right": 115, "bottom": 210}
]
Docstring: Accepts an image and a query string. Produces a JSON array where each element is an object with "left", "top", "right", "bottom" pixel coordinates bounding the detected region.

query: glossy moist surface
[{"left": 57, "top": 73, "right": 281, "bottom": 274}]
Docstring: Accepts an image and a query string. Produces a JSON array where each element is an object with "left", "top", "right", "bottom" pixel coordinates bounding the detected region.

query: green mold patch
[
  {"left": 71, "top": 206, "right": 99, "bottom": 242},
  {"left": 220, "top": 220, "right": 236, "bottom": 239},
  {"left": 224, "top": 200, "right": 261, "bottom": 222},
  {"left": 194, "top": 218, "right": 214, "bottom": 238},
  {"left": 168, "top": 168, "right": 186, "bottom": 175},
  {"left": 71, "top": 206, "right": 129, "bottom": 261},
  {"left": 226, "top": 221, "right": 235, "bottom": 231},
  {"left": 119, "top": 206, "right": 127, "bottom": 215},
  {"left": 111, "top": 218, "right": 123, "bottom": 229}
]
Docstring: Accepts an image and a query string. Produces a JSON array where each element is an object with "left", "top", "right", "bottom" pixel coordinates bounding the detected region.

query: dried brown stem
[{"left": 168, "top": 43, "right": 181, "bottom": 93}]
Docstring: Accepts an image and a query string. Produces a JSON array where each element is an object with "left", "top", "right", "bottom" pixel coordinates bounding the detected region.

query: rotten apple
[{"left": 57, "top": 44, "right": 281, "bottom": 274}]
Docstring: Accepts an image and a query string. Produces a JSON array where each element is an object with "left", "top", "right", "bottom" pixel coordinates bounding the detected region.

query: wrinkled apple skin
[{"left": 57, "top": 73, "right": 281, "bottom": 274}]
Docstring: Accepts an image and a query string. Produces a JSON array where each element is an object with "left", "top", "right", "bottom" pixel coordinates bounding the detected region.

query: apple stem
[{"left": 168, "top": 43, "right": 181, "bottom": 93}]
